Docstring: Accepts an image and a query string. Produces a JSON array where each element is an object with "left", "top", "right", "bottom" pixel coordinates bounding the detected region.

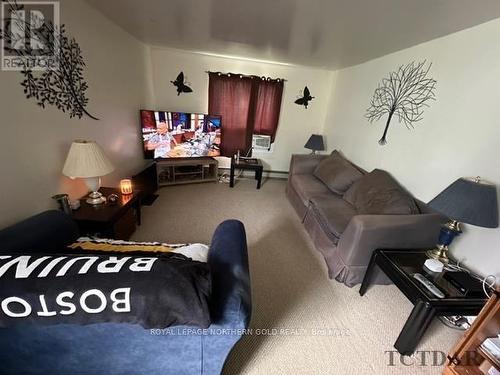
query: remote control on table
[{"left": 413, "top": 273, "right": 445, "bottom": 298}]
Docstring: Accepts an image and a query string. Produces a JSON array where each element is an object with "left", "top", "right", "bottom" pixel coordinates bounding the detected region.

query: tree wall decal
[
  {"left": 365, "top": 61, "right": 436, "bottom": 145},
  {"left": 0, "top": 0, "right": 98, "bottom": 120}
]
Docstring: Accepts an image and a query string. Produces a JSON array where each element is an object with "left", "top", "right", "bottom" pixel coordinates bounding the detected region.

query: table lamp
[
  {"left": 426, "top": 177, "right": 498, "bottom": 263},
  {"left": 62, "top": 140, "right": 115, "bottom": 205},
  {"left": 304, "top": 134, "right": 325, "bottom": 154}
]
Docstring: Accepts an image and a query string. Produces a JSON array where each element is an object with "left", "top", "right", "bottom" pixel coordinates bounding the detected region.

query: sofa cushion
[
  {"left": 343, "top": 169, "right": 419, "bottom": 215},
  {"left": 309, "top": 194, "right": 357, "bottom": 245},
  {"left": 290, "top": 174, "right": 332, "bottom": 206},
  {"left": 313, "top": 150, "right": 363, "bottom": 194}
]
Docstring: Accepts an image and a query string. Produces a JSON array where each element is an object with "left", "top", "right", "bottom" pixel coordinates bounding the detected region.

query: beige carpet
[{"left": 133, "top": 178, "right": 462, "bottom": 375}]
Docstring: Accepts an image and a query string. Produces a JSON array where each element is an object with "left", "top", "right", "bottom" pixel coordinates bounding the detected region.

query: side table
[
  {"left": 230, "top": 157, "right": 263, "bottom": 189},
  {"left": 360, "top": 249, "right": 488, "bottom": 356},
  {"left": 70, "top": 187, "right": 142, "bottom": 240}
]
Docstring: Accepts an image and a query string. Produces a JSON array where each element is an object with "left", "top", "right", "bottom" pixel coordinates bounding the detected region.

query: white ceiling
[{"left": 85, "top": 0, "right": 500, "bottom": 69}]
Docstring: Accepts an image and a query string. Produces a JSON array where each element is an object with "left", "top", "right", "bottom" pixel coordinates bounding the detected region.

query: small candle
[{"left": 120, "top": 179, "right": 133, "bottom": 195}]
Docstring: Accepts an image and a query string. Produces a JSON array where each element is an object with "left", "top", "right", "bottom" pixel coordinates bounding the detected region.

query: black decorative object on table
[
  {"left": 359, "top": 249, "right": 489, "bottom": 356},
  {"left": 365, "top": 61, "right": 436, "bottom": 145},
  {"left": 107, "top": 194, "right": 119, "bottom": 205},
  {"left": 0, "top": 1, "right": 98, "bottom": 120},
  {"left": 304, "top": 134, "right": 325, "bottom": 154},
  {"left": 171, "top": 71, "right": 193, "bottom": 95},
  {"left": 295, "top": 86, "right": 314, "bottom": 108}
]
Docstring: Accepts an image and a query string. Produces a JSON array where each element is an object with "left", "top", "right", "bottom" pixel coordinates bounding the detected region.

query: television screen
[{"left": 140, "top": 110, "right": 222, "bottom": 159}]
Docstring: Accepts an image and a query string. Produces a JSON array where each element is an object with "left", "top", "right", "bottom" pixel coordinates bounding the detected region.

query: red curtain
[
  {"left": 253, "top": 79, "right": 284, "bottom": 142},
  {"left": 208, "top": 73, "right": 284, "bottom": 156},
  {"left": 208, "top": 73, "right": 255, "bottom": 157}
]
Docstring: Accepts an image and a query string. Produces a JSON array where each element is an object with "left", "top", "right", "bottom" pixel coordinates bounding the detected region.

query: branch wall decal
[
  {"left": 365, "top": 61, "right": 436, "bottom": 145},
  {"left": 0, "top": 0, "right": 98, "bottom": 120}
]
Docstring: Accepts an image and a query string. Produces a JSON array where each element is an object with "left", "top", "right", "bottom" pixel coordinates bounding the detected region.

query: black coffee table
[
  {"left": 360, "top": 249, "right": 488, "bottom": 355},
  {"left": 230, "top": 157, "right": 263, "bottom": 189}
]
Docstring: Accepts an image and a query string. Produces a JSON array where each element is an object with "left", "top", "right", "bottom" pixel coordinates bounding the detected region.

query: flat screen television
[{"left": 140, "top": 110, "right": 222, "bottom": 159}]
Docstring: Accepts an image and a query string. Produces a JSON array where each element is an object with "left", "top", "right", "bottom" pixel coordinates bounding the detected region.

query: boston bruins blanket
[{"left": 0, "top": 251, "right": 211, "bottom": 329}]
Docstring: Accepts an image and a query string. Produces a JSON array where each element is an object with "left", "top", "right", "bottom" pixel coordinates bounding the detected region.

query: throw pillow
[
  {"left": 313, "top": 150, "right": 363, "bottom": 194},
  {"left": 343, "top": 169, "right": 419, "bottom": 215}
]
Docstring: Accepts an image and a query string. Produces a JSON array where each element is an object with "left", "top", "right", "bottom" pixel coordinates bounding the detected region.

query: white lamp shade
[{"left": 62, "top": 140, "right": 115, "bottom": 178}]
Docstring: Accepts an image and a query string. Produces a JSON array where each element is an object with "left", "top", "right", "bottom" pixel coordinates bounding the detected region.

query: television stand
[{"left": 156, "top": 158, "right": 218, "bottom": 186}]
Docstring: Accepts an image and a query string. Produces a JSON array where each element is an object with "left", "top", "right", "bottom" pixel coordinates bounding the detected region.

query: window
[{"left": 208, "top": 72, "right": 284, "bottom": 157}]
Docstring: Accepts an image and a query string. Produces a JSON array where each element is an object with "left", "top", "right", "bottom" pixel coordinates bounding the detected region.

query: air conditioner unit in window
[{"left": 252, "top": 135, "right": 272, "bottom": 151}]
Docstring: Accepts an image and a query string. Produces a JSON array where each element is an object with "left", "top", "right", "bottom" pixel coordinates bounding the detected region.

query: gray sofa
[{"left": 286, "top": 152, "right": 445, "bottom": 287}]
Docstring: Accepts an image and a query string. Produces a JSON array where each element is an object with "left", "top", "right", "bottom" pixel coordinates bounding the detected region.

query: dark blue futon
[{"left": 0, "top": 210, "right": 251, "bottom": 375}]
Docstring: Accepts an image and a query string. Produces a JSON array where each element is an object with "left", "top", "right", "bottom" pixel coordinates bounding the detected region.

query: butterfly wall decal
[
  {"left": 171, "top": 72, "right": 193, "bottom": 95},
  {"left": 294, "top": 86, "right": 314, "bottom": 108}
]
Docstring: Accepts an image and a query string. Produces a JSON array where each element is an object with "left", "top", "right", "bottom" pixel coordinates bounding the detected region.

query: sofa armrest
[
  {"left": 337, "top": 213, "right": 446, "bottom": 266},
  {"left": 202, "top": 220, "right": 251, "bottom": 375},
  {"left": 208, "top": 220, "right": 251, "bottom": 328},
  {"left": 0, "top": 210, "right": 79, "bottom": 254},
  {"left": 289, "top": 154, "right": 328, "bottom": 176}
]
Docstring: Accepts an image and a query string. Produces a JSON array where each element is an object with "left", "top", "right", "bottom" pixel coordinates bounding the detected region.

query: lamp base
[
  {"left": 426, "top": 245, "right": 451, "bottom": 264},
  {"left": 86, "top": 191, "right": 106, "bottom": 205},
  {"left": 426, "top": 220, "right": 462, "bottom": 264}
]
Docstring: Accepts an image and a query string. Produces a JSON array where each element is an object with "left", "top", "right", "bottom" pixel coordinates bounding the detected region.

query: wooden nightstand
[{"left": 70, "top": 187, "right": 142, "bottom": 240}]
